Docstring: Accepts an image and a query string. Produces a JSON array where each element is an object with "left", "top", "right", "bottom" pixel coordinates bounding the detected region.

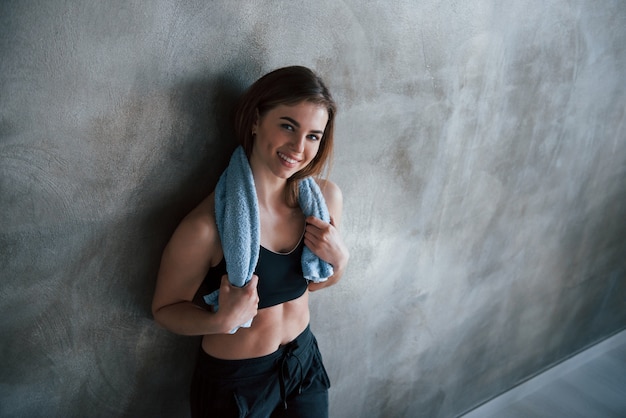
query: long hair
[{"left": 233, "top": 66, "right": 337, "bottom": 206}]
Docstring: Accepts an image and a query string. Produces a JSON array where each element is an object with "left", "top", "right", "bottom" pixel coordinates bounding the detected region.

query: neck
[
  {"left": 255, "top": 175, "right": 288, "bottom": 209},
  {"left": 249, "top": 158, "right": 288, "bottom": 210}
]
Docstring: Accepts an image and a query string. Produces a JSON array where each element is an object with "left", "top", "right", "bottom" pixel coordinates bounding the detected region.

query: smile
[{"left": 278, "top": 152, "right": 299, "bottom": 164}]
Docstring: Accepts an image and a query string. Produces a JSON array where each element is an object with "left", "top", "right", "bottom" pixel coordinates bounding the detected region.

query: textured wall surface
[{"left": 1, "top": 1, "right": 625, "bottom": 417}]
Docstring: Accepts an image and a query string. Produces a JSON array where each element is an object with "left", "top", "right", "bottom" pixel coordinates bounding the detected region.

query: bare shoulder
[
  {"left": 152, "top": 193, "right": 221, "bottom": 313},
  {"left": 163, "top": 193, "right": 221, "bottom": 269},
  {"left": 315, "top": 178, "right": 342, "bottom": 203},
  {"left": 314, "top": 178, "right": 344, "bottom": 225},
  {"left": 181, "top": 193, "right": 217, "bottom": 236}
]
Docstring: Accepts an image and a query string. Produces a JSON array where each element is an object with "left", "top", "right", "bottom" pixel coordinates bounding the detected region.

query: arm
[
  {"left": 306, "top": 179, "right": 350, "bottom": 291},
  {"left": 151, "top": 196, "right": 259, "bottom": 335}
]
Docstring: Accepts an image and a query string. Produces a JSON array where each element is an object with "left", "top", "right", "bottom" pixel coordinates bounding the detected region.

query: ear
[{"left": 252, "top": 108, "right": 260, "bottom": 133}]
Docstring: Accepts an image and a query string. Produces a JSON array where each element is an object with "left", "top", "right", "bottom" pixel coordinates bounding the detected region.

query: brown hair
[{"left": 233, "top": 66, "right": 337, "bottom": 206}]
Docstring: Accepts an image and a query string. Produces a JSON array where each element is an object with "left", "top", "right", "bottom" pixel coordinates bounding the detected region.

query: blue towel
[
  {"left": 204, "top": 146, "right": 334, "bottom": 333},
  {"left": 298, "top": 177, "right": 335, "bottom": 281}
]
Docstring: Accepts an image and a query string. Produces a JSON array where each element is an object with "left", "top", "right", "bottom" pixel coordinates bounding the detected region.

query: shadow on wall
[
  {"left": 123, "top": 70, "right": 251, "bottom": 314},
  {"left": 0, "top": 63, "right": 267, "bottom": 417},
  {"left": 124, "top": 68, "right": 261, "bottom": 416}
]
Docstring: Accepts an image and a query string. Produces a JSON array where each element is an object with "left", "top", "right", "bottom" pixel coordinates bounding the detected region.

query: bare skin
[{"left": 152, "top": 102, "right": 349, "bottom": 359}]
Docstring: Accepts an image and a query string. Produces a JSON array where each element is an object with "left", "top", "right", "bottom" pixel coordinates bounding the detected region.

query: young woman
[{"left": 152, "top": 66, "right": 349, "bottom": 417}]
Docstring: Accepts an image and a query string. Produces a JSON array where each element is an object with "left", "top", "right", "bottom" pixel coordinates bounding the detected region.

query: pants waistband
[{"left": 196, "top": 325, "right": 314, "bottom": 379}]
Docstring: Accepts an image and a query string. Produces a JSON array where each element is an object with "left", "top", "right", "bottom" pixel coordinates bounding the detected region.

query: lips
[{"left": 278, "top": 151, "right": 300, "bottom": 164}]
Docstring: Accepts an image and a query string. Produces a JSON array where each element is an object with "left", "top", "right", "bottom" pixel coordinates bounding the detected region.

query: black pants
[{"left": 190, "top": 325, "right": 330, "bottom": 418}]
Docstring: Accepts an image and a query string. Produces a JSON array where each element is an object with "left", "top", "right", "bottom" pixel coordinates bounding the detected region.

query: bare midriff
[{"left": 201, "top": 291, "right": 310, "bottom": 360}]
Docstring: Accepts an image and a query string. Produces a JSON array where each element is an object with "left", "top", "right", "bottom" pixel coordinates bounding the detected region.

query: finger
[
  {"left": 304, "top": 231, "right": 329, "bottom": 252},
  {"left": 248, "top": 275, "right": 260, "bottom": 303},
  {"left": 305, "top": 226, "right": 325, "bottom": 244},
  {"left": 247, "top": 274, "right": 259, "bottom": 288},
  {"left": 305, "top": 216, "right": 327, "bottom": 228},
  {"left": 309, "top": 221, "right": 334, "bottom": 239}
]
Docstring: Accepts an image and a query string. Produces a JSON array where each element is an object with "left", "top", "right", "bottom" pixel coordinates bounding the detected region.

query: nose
[{"left": 292, "top": 135, "right": 306, "bottom": 153}]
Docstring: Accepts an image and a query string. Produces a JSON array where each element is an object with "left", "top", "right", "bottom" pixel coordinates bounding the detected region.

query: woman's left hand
[{"left": 304, "top": 215, "right": 349, "bottom": 273}]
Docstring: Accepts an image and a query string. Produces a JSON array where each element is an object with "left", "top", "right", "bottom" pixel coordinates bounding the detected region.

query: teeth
[{"left": 278, "top": 152, "right": 297, "bottom": 164}]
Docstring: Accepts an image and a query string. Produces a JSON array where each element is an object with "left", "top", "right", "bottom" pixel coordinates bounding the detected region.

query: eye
[
  {"left": 307, "top": 134, "right": 321, "bottom": 141},
  {"left": 281, "top": 124, "right": 295, "bottom": 131}
]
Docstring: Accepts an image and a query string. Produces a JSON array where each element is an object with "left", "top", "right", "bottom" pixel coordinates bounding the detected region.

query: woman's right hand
[{"left": 216, "top": 274, "right": 259, "bottom": 332}]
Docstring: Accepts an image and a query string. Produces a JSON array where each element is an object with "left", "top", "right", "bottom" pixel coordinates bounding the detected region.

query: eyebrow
[{"left": 280, "top": 117, "right": 325, "bottom": 135}]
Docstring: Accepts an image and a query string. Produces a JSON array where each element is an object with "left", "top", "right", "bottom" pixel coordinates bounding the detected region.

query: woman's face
[{"left": 250, "top": 101, "right": 328, "bottom": 180}]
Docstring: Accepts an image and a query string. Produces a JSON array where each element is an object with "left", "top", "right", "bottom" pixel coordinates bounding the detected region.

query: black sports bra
[{"left": 193, "top": 238, "right": 308, "bottom": 310}]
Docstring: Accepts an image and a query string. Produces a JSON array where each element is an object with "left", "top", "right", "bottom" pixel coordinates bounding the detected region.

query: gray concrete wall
[{"left": 1, "top": 1, "right": 624, "bottom": 417}]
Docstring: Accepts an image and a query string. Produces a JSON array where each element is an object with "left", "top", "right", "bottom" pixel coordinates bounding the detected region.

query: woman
[{"left": 152, "top": 66, "right": 349, "bottom": 417}]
